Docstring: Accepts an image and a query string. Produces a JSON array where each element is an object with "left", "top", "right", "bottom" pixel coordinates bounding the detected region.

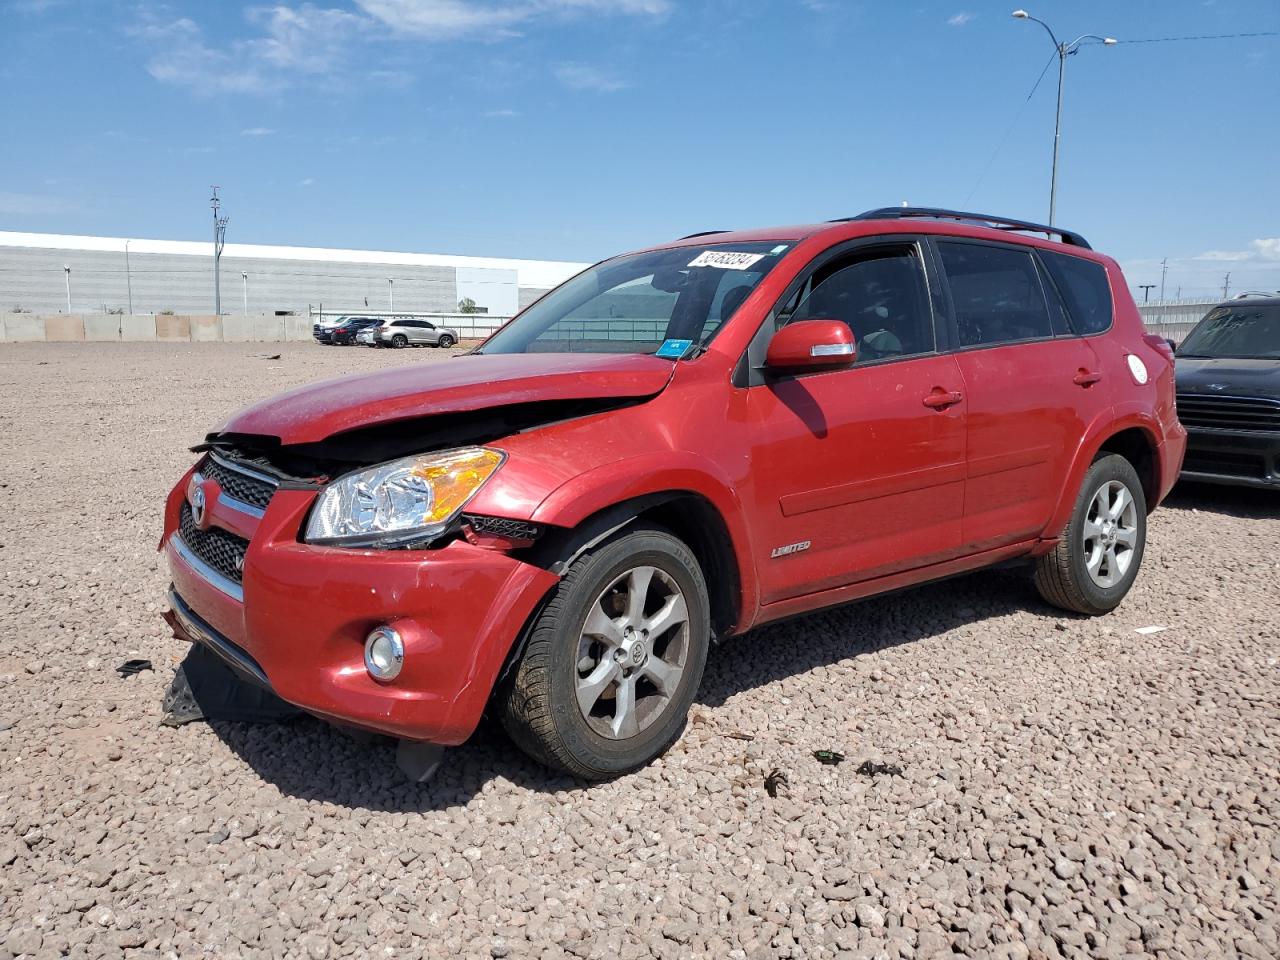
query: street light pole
[
  {"left": 210, "top": 187, "right": 229, "bottom": 315},
  {"left": 63, "top": 265, "right": 71, "bottom": 313},
  {"left": 1012, "top": 11, "right": 1116, "bottom": 225},
  {"left": 1138, "top": 284, "right": 1155, "bottom": 303},
  {"left": 242, "top": 272, "right": 249, "bottom": 316},
  {"left": 387, "top": 278, "right": 394, "bottom": 312},
  {"left": 124, "top": 240, "right": 134, "bottom": 316}
]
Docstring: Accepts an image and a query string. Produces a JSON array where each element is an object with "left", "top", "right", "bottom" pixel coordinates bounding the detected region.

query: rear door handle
[
  {"left": 922, "top": 389, "right": 963, "bottom": 409},
  {"left": 1073, "top": 369, "right": 1103, "bottom": 387}
]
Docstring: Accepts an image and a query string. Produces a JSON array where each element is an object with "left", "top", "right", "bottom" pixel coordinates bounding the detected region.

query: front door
[{"left": 746, "top": 241, "right": 967, "bottom": 605}]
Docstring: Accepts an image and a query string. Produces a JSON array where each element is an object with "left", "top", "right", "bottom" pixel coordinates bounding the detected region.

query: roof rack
[
  {"left": 678, "top": 230, "right": 730, "bottom": 240},
  {"left": 1232, "top": 291, "right": 1280, "bottom": 300},
  {"left": 837, "top": 207, "right": 1091, "bottom": 250}
]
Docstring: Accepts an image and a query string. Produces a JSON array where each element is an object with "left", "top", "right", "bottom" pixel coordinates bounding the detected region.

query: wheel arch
[
  {"left": 526, "top": 490, "right": 745, "bottom": 641},
  {"left": 1045, "top": 412, "right": 1162, "bottom": 539}
]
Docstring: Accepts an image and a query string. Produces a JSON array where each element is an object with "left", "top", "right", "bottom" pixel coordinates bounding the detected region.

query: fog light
[{"left": 364, "top": 626, "right": 404, "bottom": 682}]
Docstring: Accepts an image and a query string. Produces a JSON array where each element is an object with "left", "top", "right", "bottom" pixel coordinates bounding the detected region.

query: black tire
[
  {"left": 499, "top": 525, "right": 710, "bottom": 780},
  {"left": 438, "top": 334, "right": 456, "bottom": 349},
  {"left": 1034, "top": 454, "right": 1147, "bottom": 616},
  {"left": 391, "top": 334, "right": 408, "bottom": 349}
]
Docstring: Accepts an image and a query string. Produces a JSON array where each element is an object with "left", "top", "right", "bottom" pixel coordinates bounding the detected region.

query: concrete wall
[
  {"left": 2, "top": 314, "right": 309, "bottom": 343},
  {"left": 0, "top": 313, "right": 508, "bottom": 343}
]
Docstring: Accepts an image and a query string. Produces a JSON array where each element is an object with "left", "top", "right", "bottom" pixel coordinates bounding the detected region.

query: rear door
[
  {"left": 934, "top": 239, "right": 1113, "bottom": 552},
  {"left": 745, "top": 239, "right": 968, "bottom": 604}
]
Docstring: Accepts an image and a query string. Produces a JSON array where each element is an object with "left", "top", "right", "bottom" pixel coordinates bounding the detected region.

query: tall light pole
[
  {"left": 387, "top": 277, "right": 394, "bottom": 312},
  {"left": 242, "top": 272, "right": 249, "bottom": 315},
  {"left": 1138, "top": 284, "right": 1155, "bottom": 303},
  {"left": 63, "top": 265, "right": 71, "bottom": 313},
  {"left": 1160, "top": 257, "right": 1168, "bottom": 302},
  {"left": 124, "top": 240, "right": 134, "bottom": 316},
  {"left": 1012, "top": 10, "right": 1116, "bottom": 225},
  {"left": 210, "top": 187, "right": 229, "bottom": 315}
]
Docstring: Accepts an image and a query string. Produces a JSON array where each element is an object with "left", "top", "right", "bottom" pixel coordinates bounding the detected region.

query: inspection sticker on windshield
[
  {"left": 656, "top": 338, "right": 692, "bottom": 359},
  {"left": 688, "top": 250, "right": 765, "bottom": 271}
]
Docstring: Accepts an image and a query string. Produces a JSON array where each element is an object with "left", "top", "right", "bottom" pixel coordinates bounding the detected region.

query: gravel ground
[{"left": 1, "top": 342, "right": 1277, "bottom": 960}]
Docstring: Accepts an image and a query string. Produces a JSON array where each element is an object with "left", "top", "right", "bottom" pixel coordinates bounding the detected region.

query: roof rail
[
  {"left": 678, "top": 230, "right": 730, "bottom": 240},
  {"left": 837, "top": 207, "right": 1091, "bottom": 249},
  {"left": 1232, "top": 291, "right": 1280, "bottom": 300}
]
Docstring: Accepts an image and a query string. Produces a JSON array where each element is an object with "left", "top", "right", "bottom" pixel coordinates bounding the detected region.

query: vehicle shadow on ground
[
  {"left": 206, "top": 566, "right": 1042, "bottom": 812},
  {"left": 1160, "top": 481, "right": 1278, "bottom": 520}
]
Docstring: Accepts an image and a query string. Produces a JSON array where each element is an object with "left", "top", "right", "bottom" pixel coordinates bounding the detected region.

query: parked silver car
[{"left": 373, "top": 318, "right": 460, "bottom": 349}]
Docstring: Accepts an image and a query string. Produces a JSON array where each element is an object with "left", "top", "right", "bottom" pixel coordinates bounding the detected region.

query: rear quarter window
[{"left": 1043, "top": 252, "right": 1113, "bottom": 335}]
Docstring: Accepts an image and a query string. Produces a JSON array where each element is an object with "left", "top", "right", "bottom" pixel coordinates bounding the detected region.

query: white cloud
[
  {"left": 355, "top": 0, "right": 668, "bottom": 37},
  {"left": 484, "top": 107, "right": 519, "bottom": 117},
  {"left": 0, "top": 191, "right": 75, "bottom": 215},
  {"left": 300, "top": 177, "right": 315, "bottom": 186},
  {"left": 131, "top": 1, "right": 665, "bottom": 94},
  {"left": 554, "top": 61, "right": 625, "bottom": 91},
  {"left": 240, "top": 127, "right": 277, "bottom": 136},
  {"left": 947, "top": 12, "right": 973, "bottom": 26},
  {"left": 1123, "top": 241, "right": 1280, "bottom": 299},
  {"left": 132, "top": 4, "right": 369, "bottom": 94}
]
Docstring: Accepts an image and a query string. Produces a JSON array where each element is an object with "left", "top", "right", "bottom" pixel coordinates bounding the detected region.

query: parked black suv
[{"left": 1175, "top": 294, "right": 1280, "bottom": 488}]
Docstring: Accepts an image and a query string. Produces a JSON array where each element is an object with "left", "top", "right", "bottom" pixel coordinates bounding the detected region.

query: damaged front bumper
[{"left": 162, "top": 477, "right": 560, "bottom": 745}]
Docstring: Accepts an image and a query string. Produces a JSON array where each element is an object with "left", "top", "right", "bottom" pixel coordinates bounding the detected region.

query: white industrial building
[{"left": 0, "top": 231, "right": 589, "bottom": 318}]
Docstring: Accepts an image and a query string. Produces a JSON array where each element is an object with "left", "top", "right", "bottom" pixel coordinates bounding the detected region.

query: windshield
[
  {"left": 480, "top": 242, "right": 790, "bottom": 356},
  {"left": 1178, "top": 304, "right": 1280, "bottom": 359}
]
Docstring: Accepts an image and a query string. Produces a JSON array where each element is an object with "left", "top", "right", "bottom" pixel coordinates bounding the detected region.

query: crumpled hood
[
  {"left": 1175, "top": 357, "right": 1280, "bottom": 401},
  {"left": 216, "top": 353, "right": 677, "bottom": 445}
]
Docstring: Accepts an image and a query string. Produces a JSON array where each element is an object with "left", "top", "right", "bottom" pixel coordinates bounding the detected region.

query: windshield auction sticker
[{"left": 688, "top": 250, "right": 766, "bottom": 271}]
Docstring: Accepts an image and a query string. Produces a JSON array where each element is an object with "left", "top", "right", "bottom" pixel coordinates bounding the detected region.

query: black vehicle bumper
[{"left": 1180, "top": 427, "right": 1280, "bottom": 490}]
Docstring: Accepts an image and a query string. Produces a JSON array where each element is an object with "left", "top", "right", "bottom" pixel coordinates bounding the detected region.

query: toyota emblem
[{"left": 190, "top": 483, "right": 207, "bottom": 527}]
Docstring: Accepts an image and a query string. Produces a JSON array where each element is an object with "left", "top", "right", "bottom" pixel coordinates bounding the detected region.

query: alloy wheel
[
  {"left": 1082, "top": 479, "right": 1138, "bottom": 588},
  {"left": 574, "top": 565, "right": 689, "bottom": 740}
]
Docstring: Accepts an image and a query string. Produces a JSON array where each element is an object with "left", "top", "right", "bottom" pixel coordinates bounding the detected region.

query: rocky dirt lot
[{"left": 0, "top": 342, "right": 1277, "bottom": 960}]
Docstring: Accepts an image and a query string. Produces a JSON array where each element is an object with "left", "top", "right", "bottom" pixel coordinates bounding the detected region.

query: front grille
[
  {"left": 464, "top": 515, "right": 542, "bottom": 541},
  {"left": 1182, "top": 452, "right": 1267, "bottom": 479},
  {"left": 179, "top": 502, "right": 249, "bottom": 584},
  {"left": 1176, "top": 394, "right": 1280, "bottom": 432},
  {"left": 202, "top": 456, "right": 276, "bottom": 510}
]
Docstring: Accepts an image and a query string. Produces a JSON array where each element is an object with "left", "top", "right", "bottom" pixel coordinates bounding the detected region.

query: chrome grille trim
[{"left": 172, "top": 534, "right": 245, "bottom": 602}]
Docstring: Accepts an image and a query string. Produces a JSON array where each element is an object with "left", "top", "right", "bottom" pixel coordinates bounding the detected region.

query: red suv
[{"left": 162, "top": 208, "right": 1186, "bottom": 780}]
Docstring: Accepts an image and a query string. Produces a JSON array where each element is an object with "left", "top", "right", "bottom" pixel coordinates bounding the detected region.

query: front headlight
[{"left": 305, "top": 447, "right": 505, "bottom": 547}]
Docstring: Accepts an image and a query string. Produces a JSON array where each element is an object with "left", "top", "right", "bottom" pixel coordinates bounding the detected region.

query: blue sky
[{"left": 3, "top": 0, "right": 1278, "bottom": 297}]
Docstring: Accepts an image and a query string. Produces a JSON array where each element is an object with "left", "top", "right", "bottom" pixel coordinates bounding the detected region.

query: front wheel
[
  {"left": 499, "top": 525, "right": 710, "bottom": 780},
  {"left": 1034, "top": 454, "right": 1147, "bottom": 616}
]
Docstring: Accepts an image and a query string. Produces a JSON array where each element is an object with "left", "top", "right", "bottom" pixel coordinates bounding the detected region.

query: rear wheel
[
  {"left": 1034, "top": 454, "right": 1147, "bottom": 615},
  {"left": 438, "top": 334, "right": 456, "bottom": 349},
  {"left": 499, "top": 525, "right": 710, "bottom": 779},
  {"left": 391, "top": 334, "right": 408, "bottom": 349}
]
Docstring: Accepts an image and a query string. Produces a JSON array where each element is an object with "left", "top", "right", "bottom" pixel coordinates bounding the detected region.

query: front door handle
[
  {"left": 1073, "top": 369, "right": 1103, "bottom": 387},
  {"left": 922, "top": 389, "right": 963, "bottom": 410}
]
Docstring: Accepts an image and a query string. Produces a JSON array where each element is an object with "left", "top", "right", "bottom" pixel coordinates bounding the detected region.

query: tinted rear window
[
  {"left": 1042, "top": 252, "right": 1113, "bottom": 335},
  {"left": 937, "top": 241, "right": 1053, "bottom": 347}
]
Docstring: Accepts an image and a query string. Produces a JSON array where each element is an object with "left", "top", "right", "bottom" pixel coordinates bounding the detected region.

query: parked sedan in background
[
  {"left": 1175, "top": 294, "right": 1280, "bottom": 489},
  {"left": 374, "top": 318, "right": 459, "bottom": 349},
  {"left": 313, "top": 315, "right": 378, "bottom": 344},
  {"left": 331, "top": 317, "right": 382, "bottom": 345},
  {"left": 355, "top": 320, "right": 383, "bottom": 346}
]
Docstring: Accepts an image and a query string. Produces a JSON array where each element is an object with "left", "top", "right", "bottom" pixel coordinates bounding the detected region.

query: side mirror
[{"left": 765, "top": 320, "right": 856, "bottom": 372}]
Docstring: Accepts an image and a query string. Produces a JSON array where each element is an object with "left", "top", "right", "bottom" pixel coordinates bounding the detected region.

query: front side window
[
  {"left": 1178, "top": 304, "right": 1280, "bottom": 359},
  {"left": 480, "top": 242, "right": 790, "bottom": 356},
  {"left": 775, "top": 246, "right": 935, "bottom": 362},
  {"left": 1042, "top": 252, "right": 1113, "bottom": 335},
  {"left": 938, "top": 242, "right": 1054, "bottom": 348}
]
